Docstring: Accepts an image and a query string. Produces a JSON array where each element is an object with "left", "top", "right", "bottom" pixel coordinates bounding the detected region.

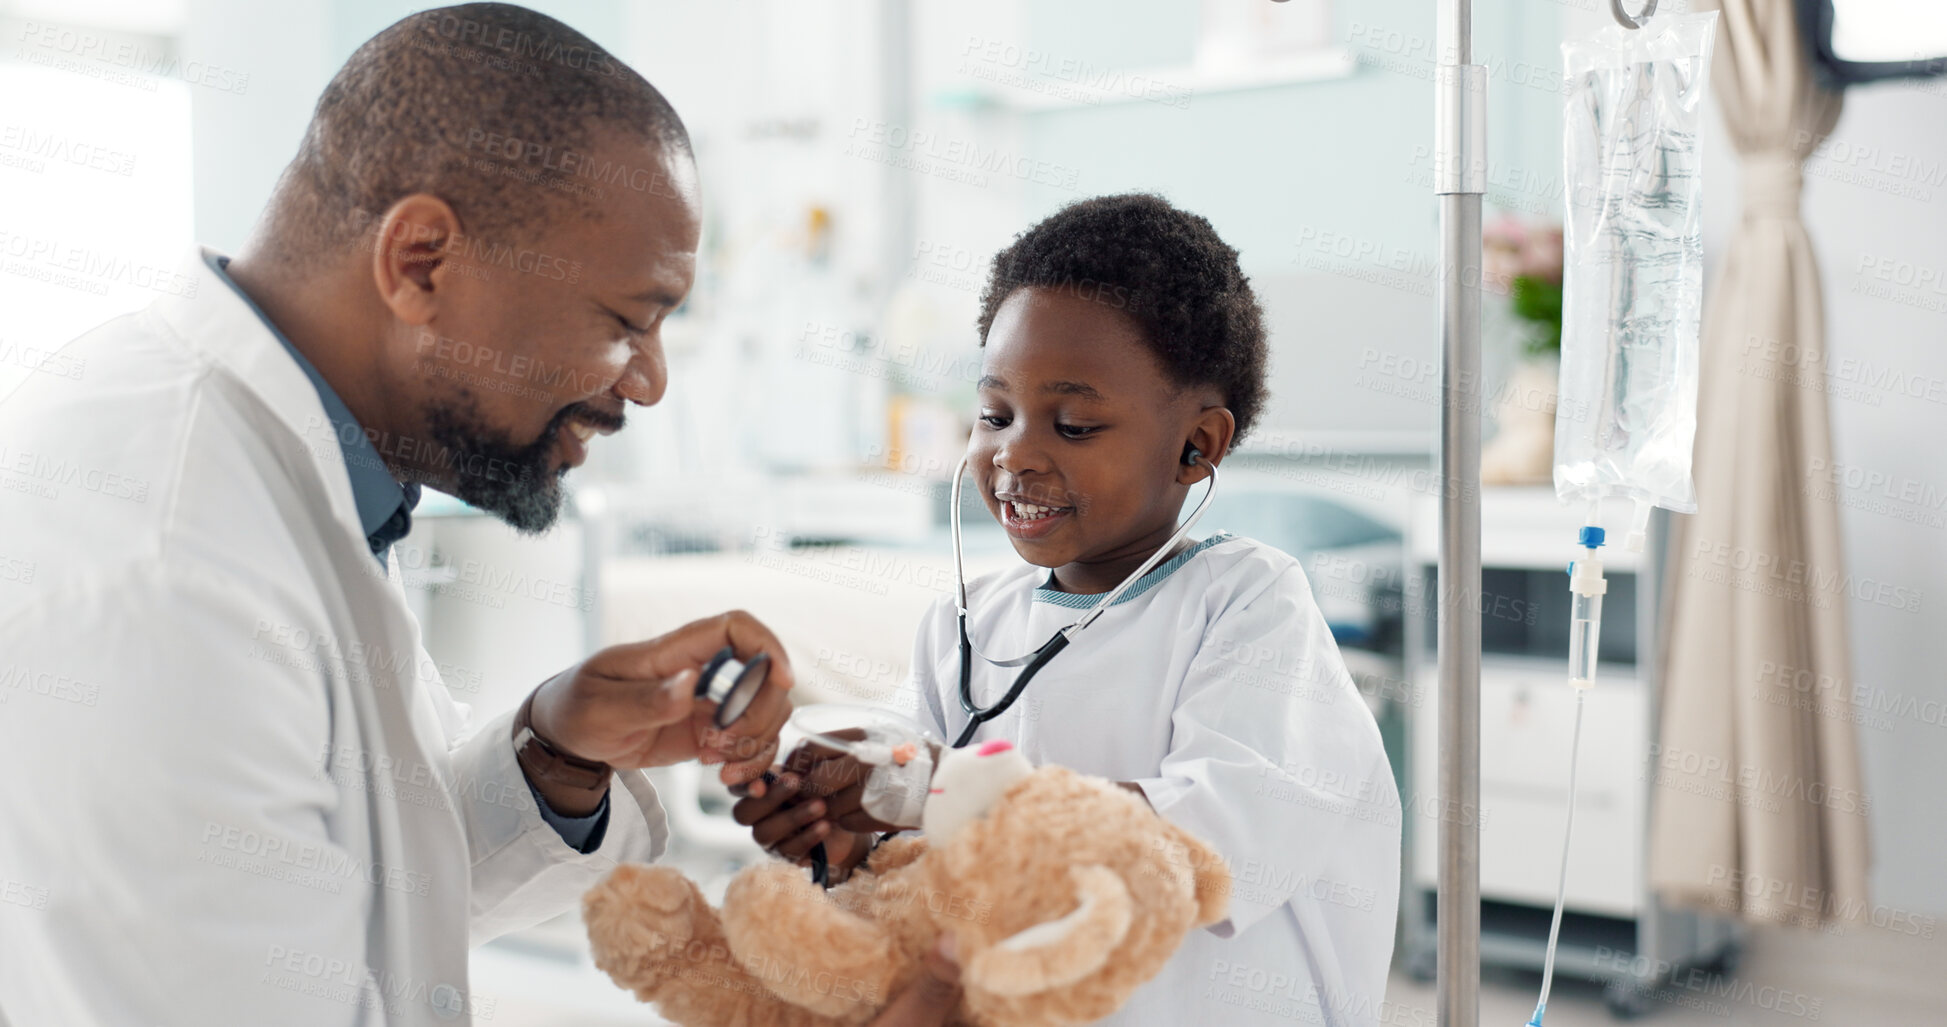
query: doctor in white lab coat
[{"left": 0, "top": 7, "right": 831, "bottom": 1026}]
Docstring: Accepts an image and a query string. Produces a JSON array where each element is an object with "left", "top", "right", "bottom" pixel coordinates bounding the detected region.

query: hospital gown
[{"left": 909, "top": 533, "right": 1401, "bottom": 1027}]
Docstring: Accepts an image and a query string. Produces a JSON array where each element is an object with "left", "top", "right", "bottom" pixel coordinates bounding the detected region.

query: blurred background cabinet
[{"left": 1397, "top": 487, "right": 1737, "bottom": 1017}]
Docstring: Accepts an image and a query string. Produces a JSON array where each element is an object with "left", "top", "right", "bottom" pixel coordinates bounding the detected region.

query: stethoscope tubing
[
  {"left": 949, "top": 453, "right": 1219, "bottom": 727},
  {"left": 952, "top": 630, "right": 1067, "bottom": 748}
]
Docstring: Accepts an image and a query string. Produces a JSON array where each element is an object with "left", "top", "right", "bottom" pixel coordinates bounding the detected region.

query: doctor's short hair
[
  {"left": 270, "top": 3, "right": 689, "bottom": 262},
  {"left": 975, "top": 194, "right": 1270, "bottom": 442}
]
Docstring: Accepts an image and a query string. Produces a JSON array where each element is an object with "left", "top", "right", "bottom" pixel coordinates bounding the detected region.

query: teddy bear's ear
[
  {"left": 1160, "top": 820, "right": 1232, "bottom": 928},
  {"left": 965, "top": 864, "right": 1132, "bottom": 998}
]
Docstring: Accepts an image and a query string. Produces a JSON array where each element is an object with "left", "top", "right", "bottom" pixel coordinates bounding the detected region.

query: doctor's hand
[{"left": 527, "top": 610, "right": 794, "bottom": 790}]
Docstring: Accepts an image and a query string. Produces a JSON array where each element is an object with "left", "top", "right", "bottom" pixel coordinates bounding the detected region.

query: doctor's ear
[
  {"left": 370, "top": 194, "right": 463, "bottom": 327},
  {"left": 1176, "top": 406, "right": 1235, "bottom": 486}
]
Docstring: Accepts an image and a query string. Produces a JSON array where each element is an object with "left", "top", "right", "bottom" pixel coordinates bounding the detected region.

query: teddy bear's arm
[
  {"left": 1158, "top": 818, "right": 1232, "bottom": 928},
  {"left": 586, "top": 864, "right": 843, "bottom": 1027},
  {"left": 864, "top": 834, "right": 928, "bottom": 874},
  {"left": 724, "top": 861, "right": 906, "bottom": 1021}
]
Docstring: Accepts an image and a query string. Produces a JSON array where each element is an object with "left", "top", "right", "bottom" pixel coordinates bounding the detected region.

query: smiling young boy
[{"left": 744, "top": 195, "right": 1401, "bottom": 1026}]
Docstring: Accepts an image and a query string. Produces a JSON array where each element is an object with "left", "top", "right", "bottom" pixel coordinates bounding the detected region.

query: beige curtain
[{"left": 1649, "top": 0, "right": 1870, "bottom": 927}]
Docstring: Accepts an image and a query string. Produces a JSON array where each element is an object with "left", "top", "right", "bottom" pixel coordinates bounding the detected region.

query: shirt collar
[
  {"left": 1031, "top": 533, "right": 1232, "bottom": 609},
  {"left": 204, "top": 252, "right": 419, "bottom": 566}
]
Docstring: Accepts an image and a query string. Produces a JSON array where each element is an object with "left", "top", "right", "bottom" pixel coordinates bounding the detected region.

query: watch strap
[{"left": 512, "top": 690, "right": 613, "bottom": 795}]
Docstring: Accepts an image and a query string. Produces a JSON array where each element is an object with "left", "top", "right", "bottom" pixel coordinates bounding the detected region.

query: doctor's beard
[{"left": 420, "top": 394, "right": 605, "bottom": 535}]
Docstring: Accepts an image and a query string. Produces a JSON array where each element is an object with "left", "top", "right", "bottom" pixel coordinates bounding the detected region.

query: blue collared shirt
[{"left": 207, "top": 253, "right": 608, "bottom": 853}]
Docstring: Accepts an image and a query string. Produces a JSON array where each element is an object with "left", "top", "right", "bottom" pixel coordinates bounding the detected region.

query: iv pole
[
  {"left": 1433, "top": 1, "right": 1485, "bottom": 1025},
  {"left": 1429, "top": 5, "right": 1653, "bottom": 1024}
]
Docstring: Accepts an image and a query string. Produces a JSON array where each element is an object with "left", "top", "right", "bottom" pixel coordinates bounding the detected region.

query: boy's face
[{"left": 971, "top": 287, "right": 1221, "bottom": 575}]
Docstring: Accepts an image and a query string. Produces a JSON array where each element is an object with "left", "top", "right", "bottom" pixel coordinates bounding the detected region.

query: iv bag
[{"left": 1555, "top": 13, "right": 1719, "bottom": 547}]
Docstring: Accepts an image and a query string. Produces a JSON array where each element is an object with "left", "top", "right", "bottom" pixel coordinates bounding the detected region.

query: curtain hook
[{"left": 1610, "top": 0, "right": 1658, "bottom": 29}]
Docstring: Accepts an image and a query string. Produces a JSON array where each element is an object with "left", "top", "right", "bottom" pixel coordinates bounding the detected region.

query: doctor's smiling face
[
  {"left": 375, "top": 135, "right": 702, "bottom": 532},
  {"left": 972, "top": 287, "right": 1230, "bottom": 596},
  {"left": 224, "top": 6, "right": 703, "bottom": 535}
]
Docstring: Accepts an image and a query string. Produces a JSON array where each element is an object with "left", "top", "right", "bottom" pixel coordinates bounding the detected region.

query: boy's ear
[{"left": 1177, "top": 406, "right": 1235, "bottom": 485}]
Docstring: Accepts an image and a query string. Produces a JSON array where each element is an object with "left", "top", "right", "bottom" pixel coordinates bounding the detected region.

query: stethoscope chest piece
[{"left": 697, "top": 646, "right": 769, "bottom": 728}]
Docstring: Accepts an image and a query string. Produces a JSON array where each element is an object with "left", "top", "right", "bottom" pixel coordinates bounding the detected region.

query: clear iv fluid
[
  {"left": 1559, "top": 59, "right": 1703, "bottom": 511},
  {"left": 1568, "top": 590, "right": 1602, "bottom": 687},
  {"left": 1556, "top": 16, "right": 1717, "bottom": 525}
]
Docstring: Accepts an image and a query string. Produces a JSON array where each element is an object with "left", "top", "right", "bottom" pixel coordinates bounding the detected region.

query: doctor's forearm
[
  {"left": 518, "top": 753, "right": 612, "bottom": 816},
  {"left": 514, "top": 684, "right": 615, "bottom": 817},
  {"left": 532, "top": 774, "right": 612, "bottom": 818}
]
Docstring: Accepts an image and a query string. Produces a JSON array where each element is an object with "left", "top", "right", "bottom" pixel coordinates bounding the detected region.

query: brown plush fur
[{"left": 584, "top": 767, "right": 1231, "bottom": 1027}]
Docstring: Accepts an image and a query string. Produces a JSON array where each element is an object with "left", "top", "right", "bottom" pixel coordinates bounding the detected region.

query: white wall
[
  {"left": 1014, "top": 0, "right": 1567, "bottom": 451},
  {"left": 181, "top": 0, "right": 626, "bottom": 249}
]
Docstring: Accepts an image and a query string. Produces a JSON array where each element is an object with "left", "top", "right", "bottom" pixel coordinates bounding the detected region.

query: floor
[
  {"left": 1385, "top": 920, "right": 1947, "bottom": 1025},
  {"left": 473, "top": 892, "right": 1947, "bottom": 1026}
]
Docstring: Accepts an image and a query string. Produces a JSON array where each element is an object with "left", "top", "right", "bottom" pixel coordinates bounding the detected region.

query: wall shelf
[{"left": 934, "top": 48, "right": 1357, "bottom": 114}]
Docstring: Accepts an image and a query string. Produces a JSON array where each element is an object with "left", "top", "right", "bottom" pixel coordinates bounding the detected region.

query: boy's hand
[
  {"left": 729, "top": 768, "right": 876, "bottom": 881},
  {"left": 778, "top": 734, "right": 922, "bottom": 833}
]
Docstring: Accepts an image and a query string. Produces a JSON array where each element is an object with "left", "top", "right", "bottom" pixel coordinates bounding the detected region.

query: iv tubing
[
  {"left": 1531, "top": 511, "right": 1606, "bottom": 1027},
  {"left": 1529, "top": 688, "right": 1586, "bottom": 1026}
]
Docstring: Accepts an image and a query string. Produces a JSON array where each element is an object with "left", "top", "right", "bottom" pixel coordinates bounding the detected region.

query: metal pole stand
[{"left": 1433, "top": 2, "right": 1486, "bottom": 1026}]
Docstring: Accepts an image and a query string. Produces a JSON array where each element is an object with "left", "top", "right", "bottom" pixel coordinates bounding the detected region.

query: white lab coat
[
  {"left": 911, "top": 535, "right": 1402, "bottom": 1027},
  {"left": 0, "top": 251, "right": 668, "bottom": 1026}
]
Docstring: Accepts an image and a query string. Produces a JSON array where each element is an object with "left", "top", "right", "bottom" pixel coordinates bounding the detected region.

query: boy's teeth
[{"left": 1010, "top": 501, "right": 1060, "bottom": 519}]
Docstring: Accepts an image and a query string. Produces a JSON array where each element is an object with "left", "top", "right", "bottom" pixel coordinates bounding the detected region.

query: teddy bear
[{"left": 583, "top": 739, "right": 1231, "bottom": 1027}]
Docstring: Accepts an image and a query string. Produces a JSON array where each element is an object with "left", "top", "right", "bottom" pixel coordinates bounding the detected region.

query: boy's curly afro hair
[{"left": 975, "top": 193, "right": 1269, "bottom": 442}]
